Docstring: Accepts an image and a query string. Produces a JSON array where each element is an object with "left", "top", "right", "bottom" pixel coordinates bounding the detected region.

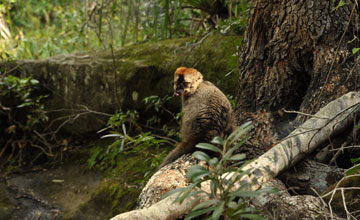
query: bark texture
[
  {"left": 235, "top": 0, "right": 360, "bottom": 151},
  {"left": 279, "top": 159, "right": 345, "bottom": 196}
]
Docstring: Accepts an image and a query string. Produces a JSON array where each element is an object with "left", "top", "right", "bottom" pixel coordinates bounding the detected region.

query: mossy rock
[
  {"left": 0, "top": 183, "right": 16, "bottom": 220},
  {"left": 71, "top": 147, "right": 158, "bottom": 219},
  {"left": 0, "top": 34, "right": 241, "bottom": 135},
  {"left": 323, "top": 174, "right": 360, "bottom": 218}
]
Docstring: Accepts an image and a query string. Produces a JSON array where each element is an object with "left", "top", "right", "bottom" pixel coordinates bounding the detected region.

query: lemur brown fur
[{"left": 158, "top": 67, "right": 234, "bottom": 169}]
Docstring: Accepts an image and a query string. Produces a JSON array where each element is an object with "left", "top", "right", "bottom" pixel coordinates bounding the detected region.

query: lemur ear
[{"left": 196, "top": 71, "right": 203, "bottom": 82}]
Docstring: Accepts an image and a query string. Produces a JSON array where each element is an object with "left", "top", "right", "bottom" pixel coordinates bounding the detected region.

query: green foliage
[
  {"left": 143, "top": 95, "right": 181, "bottom": 138},
  {"left": 0, "top": 73, "right": 49, "bottom": 166},
  {"left": 1, "top": 0, "right": 250, "bottom": 59},
  {"left": 352, "top": 47, "right": 360, "bottom": 59},
  {"left": 346, "top": 157, "right": 360, "bottom": 176},
  {"left": 90, "top": 95, "right": 182, "bottom": 172},
  {"left": 92, "top": 110, "right": 166, "bottom": 171},
  {"left": 163, "top": 122, "right": 277, "bottom": 220},
  {"left": 98, "top": 110, "right": 140, "bottom": 134},
  {"left": 332, "top": 0, "right": 346, "bottom": 11},
  {"left": 0, "top": 75, "right": 48, "bottom": 129},
  {"left": 88, "top": 131, "right": 167, "bottom": 171}
]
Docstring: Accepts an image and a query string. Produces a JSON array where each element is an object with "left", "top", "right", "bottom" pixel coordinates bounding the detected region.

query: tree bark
[{"left": 235, "top": 0, "right": 360, "bottom": 151}]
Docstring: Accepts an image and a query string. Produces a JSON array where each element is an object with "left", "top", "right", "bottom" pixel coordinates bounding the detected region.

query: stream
[{"left": 0, "top": 164, "right": 105, "bottom": 220}]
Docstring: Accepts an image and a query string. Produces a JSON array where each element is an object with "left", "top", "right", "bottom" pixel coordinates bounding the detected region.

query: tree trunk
[{"left": 235, "top": 0, "right": 360, "bottom": 151}]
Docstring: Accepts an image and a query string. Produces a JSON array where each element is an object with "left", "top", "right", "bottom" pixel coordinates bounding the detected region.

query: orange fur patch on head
[{"left": 175, "top": 67, "right": 198, "bottom": 77}]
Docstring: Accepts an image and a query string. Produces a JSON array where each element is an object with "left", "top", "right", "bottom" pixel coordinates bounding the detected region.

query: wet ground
[{"left": 0, "top": 164, "right": 105, "bottom": 220}]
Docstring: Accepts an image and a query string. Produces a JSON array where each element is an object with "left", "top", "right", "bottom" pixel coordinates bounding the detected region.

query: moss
[
  {"left": 1, "top": 34, "right": 242, "bottom": 135},
  {"left": 93, "top": 33, "right": 241, "bottom": 97},
  {"left": 76, "top": 142, "right": 160, "bottom": 218},
  {"left": 323, "top": 175, "right": 360, "bottom": 218},
  {"left": 71, "top": 179, "right": 139, "bottom": 219},
  {"left": 0, "top": 184, "right": 16, "bottom": 220}
]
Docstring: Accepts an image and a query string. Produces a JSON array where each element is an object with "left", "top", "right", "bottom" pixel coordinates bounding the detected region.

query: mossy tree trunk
[{"left": 235, "top": 0, "right": 360, "bottom": 151}]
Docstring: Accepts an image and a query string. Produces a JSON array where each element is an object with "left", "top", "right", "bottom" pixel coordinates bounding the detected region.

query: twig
[
  {"left": 283, "top": 109, "right": 329, "bottom": 120},
  {"left": 0, "top": 138, "right": 12, "bottom": 159},
  {"left": 33, "top": 130, "right": 54, "bottom": 156},
  {"left": 276, "top": 102, "right": 359, "bottom": 145},
  {"left": 310, "top": 187, "right": 329, "bottom": 220},
  {"left": 45, "top": 106, "right": 112, "bottom": 132},
  {"left": 78, "top": 105, "right": 113, "bottom": 117},
  {"left": 32, "top": 144, "right": 55, "bottom": 157},
  {"left": 341, "top": 188, "right": 357, "bottom": 220},
  {"left": 329, "top": 141, "right": 350, "bottom": 165},
  {"left": 322, "top": 174, "right": 360, "bottom": 220},
  {"left": 307, "top": 102, "right": 360, "bottom": 150},
  {"left": 329, "top": 145, "right": 360, "bottom": 151},
  {"left": 3, "top": 63, "right": 21, "bottom": 76}
]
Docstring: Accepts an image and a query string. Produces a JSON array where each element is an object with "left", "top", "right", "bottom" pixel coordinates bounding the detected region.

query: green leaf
[
  {"left": 224, "top": 173, "right": 249, "bottom": 194},
  {"left": 239, "top": 214, "right": 266, "bottom": 220},
  {"left": 227, "top": 201, "right": 238, "bottom": 210},
  {"left": 333, "top": 0, "right": 345, "bottom": 11},
  {"left": 227, "top": 122, "right": 253, "bottom": 145},
  {"left": 161, "top": 187, "right": 186, "bottom": 199},
  {"left": 223, "top": 136, "right": 250, "bottom": 160},
  {"left": 209, "top": 158, "right": 219, "bottom": 166},
  {"left": 229, "top": 153, "right": 246, "bottom": 161},
  {"left": 350, "top": 157, "right": 360, "bottom": 163},
  {"left": 185, "top": 205, "right": 216, "bottom": 220},
  {"left": 210, "top": 180, "right": 218, "bottom": 196},
  {"left": 196, "top": 143, "right": 222, "bottom": 153},
  {"left": 211, "top": 136, "right": 224, "bottom": 145},
  {"left": 16, "top": 102, "right": 32, "bottom": 108},
  {"left": 345, "top": 164, "right": 360, "bottom": 176},
  {"left": 211, "top": 200, "right": 224, "bottom": 220},
  {"left": 30, "top": 79, "right": 39, "bottom": 85},
  {"left": 175, "top": 183, "right": 198, "bottom": 204},
  {"left": 186, "top": 165, "right": 211, "bottom": 182},
  {"left": 352, "top": 48, "right": 360, "bottom": 55},
  {"left": 231, "top": 189, "right": 259, "bottom": 198},
  {"left": 192, "top": 151, "right": 211, "bottom": 163},
  {"left": 192, "top": 199, "right": 218, "bottom": 211}
]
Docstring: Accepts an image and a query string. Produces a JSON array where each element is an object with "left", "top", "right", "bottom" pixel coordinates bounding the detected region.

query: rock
[
  {"left": 137, "top": 154, "right": 195, "bottom": 208},
  {"left": 0, "top": 34, "right": 240, "bottom": 136}
]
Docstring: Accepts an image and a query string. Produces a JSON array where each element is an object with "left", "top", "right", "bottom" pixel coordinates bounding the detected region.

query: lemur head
[{"left": 174, "top": 67, "right": 203, "bottom": 97}]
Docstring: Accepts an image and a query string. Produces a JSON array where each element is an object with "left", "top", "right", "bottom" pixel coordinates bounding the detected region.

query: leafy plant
[
  {"left": 98, "top": 110, "right": 140, "bottom": 135},
  {"left": 345, "top": 157, "right": 360, "bottom": 176},
  {"left": 164, "top": 122, "right": 276, "bottom": 220},
  {"left": 92, "top": 107, "right": 173, "bottom": 171},
  {"left": 89, "top": 130, "right": 167, "bottom": 170},
  {"left": 143, "top": 95, "right": 181, "bottom": 138},
  {"left": 0, "top": 74, "right": 50, "bottom": 166},
  {"left": 0, "top": 75, "right": 48, "bottom": 128}
]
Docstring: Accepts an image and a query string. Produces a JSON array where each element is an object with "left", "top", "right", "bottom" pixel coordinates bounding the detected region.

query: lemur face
[{"left": 174, "top": 67, "right": 203, "bottom": 97}]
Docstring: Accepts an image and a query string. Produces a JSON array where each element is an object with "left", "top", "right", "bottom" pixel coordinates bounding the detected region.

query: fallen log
[{"left": 110, "top": 92, "right": 360, "bottom": 220}]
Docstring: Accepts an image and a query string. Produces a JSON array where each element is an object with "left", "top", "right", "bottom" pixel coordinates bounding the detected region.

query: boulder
[{"left": 0, "top": 34, "right": 240, "bottom": 135}]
